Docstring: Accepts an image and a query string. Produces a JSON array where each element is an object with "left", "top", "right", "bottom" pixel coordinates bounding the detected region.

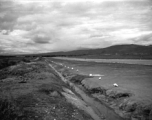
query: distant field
[
  {"left": 52, "top": 58, "right": 152, "bottom": 102},
  {"left": 55, "top": 57, "right": 152, "bottom": 65}
]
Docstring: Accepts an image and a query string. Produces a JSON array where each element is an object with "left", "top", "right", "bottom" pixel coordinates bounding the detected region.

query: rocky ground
[
  {"left": 0, "top": 58, "right": 93, "bottom": 120},
  {"left": 51, "top": 59, "right": 152, "bottom": 120}
]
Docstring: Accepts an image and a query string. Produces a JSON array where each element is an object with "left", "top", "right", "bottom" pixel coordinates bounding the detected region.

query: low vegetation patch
[
  {"left": 70, "top": 74, "right": 92, "bottom": 85},
  {"left": 0, "top": 58, "right": 94, "bottom": 120},
  {"left": 0, "top": 57, "right": 33, "bottom": 70}
]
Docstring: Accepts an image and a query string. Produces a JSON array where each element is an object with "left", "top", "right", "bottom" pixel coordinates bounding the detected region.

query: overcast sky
[{"left": 0, "top": 0, "right": 152, "bottom": 54}]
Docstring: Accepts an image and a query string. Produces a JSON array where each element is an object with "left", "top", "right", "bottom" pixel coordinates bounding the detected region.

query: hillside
[
  {"left": 0, "top": 57, "right": 94, "bottom": 120},
  {"left": 47, "top": 44, "right": 152, "bottom": 59}
]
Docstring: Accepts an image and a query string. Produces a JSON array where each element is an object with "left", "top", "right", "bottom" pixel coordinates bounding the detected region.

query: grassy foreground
[{"left": 0, "top": 57, "right": 93, "bottom": 120}]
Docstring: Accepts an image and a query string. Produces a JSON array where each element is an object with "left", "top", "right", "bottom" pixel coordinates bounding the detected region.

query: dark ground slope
[{"left": 0, "top": 59, "right": 93, "bottom": 120}]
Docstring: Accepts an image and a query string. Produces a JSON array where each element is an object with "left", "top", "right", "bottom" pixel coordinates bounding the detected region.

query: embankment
[{"left": 0, "top": 58, "right": 94, "bottom": 120}]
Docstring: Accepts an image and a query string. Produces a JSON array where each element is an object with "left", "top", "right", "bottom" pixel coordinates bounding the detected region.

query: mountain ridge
[
  {"left": 48, "top": 44, "right": 152, "bottom": 54},
  {"left": 46, "top": 44, "right": 152, "bottom": 59},
  {"left": 1, "top": 44, "right": 152, "bottom": 59}
]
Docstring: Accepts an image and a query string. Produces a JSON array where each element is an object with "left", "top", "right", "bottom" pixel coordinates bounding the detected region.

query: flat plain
[{"left": 53, "top": 58, "right": 152, "bottom": 102}]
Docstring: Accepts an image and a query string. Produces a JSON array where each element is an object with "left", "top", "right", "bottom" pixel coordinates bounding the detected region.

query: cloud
[
  {"left": 32, "top": 34, "right": 50, "bottom": 44},
  {"left": 132, "top": 33, "right": 152, "bottom": 45},
  {"left": 0, "top": 0, "right": 152, "bottom": 54}
]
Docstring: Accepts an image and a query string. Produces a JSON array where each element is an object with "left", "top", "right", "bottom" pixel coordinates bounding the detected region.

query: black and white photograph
[{"left": 0, "top": 0, "right": 152, "bottom": 120}]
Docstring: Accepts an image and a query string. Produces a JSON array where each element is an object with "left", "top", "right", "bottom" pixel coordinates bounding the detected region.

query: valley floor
[{"left": 51, "top": 57, "right": 152, "bottom": 120}]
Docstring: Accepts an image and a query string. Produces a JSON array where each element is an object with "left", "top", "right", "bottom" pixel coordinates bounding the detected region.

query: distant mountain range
[
  {"left": 44, "top": 44, "right": 152, "bottom": 59},
  {"left": 1, "top": 44, "right": 152, "bottom": 59}
]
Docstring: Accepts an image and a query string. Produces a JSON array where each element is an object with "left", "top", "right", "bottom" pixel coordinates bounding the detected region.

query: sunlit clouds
[{"left": 0, "top": 0, "right": 152, "bottom": 54}]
